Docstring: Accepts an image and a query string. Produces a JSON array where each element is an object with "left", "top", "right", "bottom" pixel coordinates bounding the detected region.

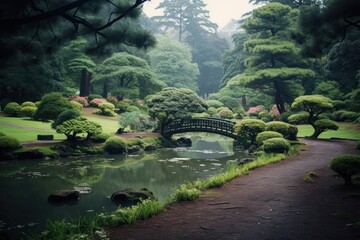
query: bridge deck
[{"left": 163, "top": 118, "right": 238, "bottom": 139}]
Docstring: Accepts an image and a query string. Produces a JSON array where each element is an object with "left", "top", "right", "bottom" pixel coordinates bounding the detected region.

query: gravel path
[{"left": 108, "top": 139, "right": 360, "bottom": 240}]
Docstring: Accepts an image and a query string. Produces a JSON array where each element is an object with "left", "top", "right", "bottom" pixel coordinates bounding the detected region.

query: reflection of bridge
[{"left": 163, "top": 118, "right": 237, "bottom": 139}]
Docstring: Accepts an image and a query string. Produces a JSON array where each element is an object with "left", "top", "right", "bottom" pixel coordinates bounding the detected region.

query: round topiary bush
[
  {"left": 0, "top": 136, "right": 21, "bottom": 153},
  {"left": 263, "top": 138, "right": 290, "bottom": 154},
  {"left": 126, "top": 138, "right": 146, "bottom": 148},
  {"left": 312, "top": 119, "right": 339, "bottom": 138},
  {"left": 20, "top": 106, "right": 37, "bottom": 117},
  {"left": 339, "top": 111, "right": 360, "bottom": 122},
  {"left": 330, "top": 154, "right": 360, "bottom": 184},
  {"left": 234, "top": 119, "right": 266, "bottom": 147},
  {"left": 21, "top": 101, "right": 36, "bottom": 108},
  {"left": 218, "top": 107, "right": 234, "bottom": 119},
  {"left": 265, "top": 121, "right": 298, "bottom": 140},
  {"left": 116, "top": 101, "right": 130, "bottom": 112},
  {"left": 52, "top": 109, "right": 81, "bottom": 129},
  {"left": 4, "top": 102, "right": 21, "bottom": 116},
  {"left": 90, "top": 133, "right": 111, "bottom": 143},
  {"left": 288, "top": 113, "right": 309, "bottom": 125},
  {"left": 103, "top": 137, "right": 128, "bottom": 154},
  {"left": 107, "top": 96, "right": 118, "bottom": 105},
  {"left": 33, "top": 92, "right": 73, "bottom": 121},
  {"left": 70, "top": 101, "right": 83, "bottom": 111},
  {"left": 126, "top": 106, "right": 141, "bottom": 112},
  {"left": 256, "top": 131, "right": 283, "bottom": 145},
  {"left": 205, "top": 100, "right": 224, "bottom": 108}
]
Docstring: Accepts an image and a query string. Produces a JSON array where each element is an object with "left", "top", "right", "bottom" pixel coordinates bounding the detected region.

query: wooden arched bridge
[{"left": 162, "top": 118, "right": 237, "bottom": 139}]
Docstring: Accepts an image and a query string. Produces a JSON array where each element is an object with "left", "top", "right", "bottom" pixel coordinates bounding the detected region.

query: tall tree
[
  {"left": 62, "top": 38, "right": 96, "bottom": 96},
  {"left": 93, "top": 52, "right": 165, "bottom": 99},
  {"left": 227, "top": 3, "right": 314, "bottom": 114},
  {"left": 249, "top": 0, "right": 322, "bottom": 7},
  {"left": 151, "top": 0, "right": 217, "bottom": 42},
  {"left": 149, "top": 35, "right": 199, "bottom": 91}
]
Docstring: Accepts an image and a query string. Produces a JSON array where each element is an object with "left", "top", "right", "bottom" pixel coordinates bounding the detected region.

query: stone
[
  {"left": 111, "top": 188, "right": 155, "bottom": 206},
  {"left": 48, "top": 190, "right": 80, "bottom": 202},
  {"left": 145, "top": 145, "right": 156, "bottom": 151},
  {"left": 16, "top": 150, "right": 44, "bottom": 160},
  {"left": 176, "top": 137, "right": 192, "bottom": 147},
  {"left": 237, "top": 158, "right": 255, "bottom": 166}
]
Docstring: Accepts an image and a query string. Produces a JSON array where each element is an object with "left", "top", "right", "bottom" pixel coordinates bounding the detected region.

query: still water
[{"left": 0, "top": 134, "right": 244, "bottom": 238}]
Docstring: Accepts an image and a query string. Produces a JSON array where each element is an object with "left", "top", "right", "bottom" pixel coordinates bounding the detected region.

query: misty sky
[{"left": 142, "top": 0, "right": 258, "bottom": 28}]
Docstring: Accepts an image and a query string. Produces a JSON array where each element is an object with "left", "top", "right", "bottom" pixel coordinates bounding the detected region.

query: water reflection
[{"left": 0, "top": 133, "right": 243, "bottom": 238}]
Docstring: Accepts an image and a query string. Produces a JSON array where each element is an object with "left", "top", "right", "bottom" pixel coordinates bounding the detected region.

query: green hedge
[
  {"left": 0, "top": 136, "right": 22, "bottom": 153},
  {"left": 263, "top": 138, "right": 290, "bottom": 154},
  {"left": 256, "top": 131, "right": 283, "bottom": 145},
  {"left": 103, "top": 137, "right": 128, "bottom": 154},
  {"left": 266, "top": 121, "right": 298, "bottom": 140},
  {"left": 20, "top": 106, "right": 37, "bottom": 117},
  {"left": 4, "top": 102, "right": 21, "bottom": 116},
  {"left": 330, "top": 154, "right": 360, "bottom": 184}
]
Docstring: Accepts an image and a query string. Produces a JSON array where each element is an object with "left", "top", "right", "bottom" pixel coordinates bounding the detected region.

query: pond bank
[{"left": 107, "top": 139, "right": 360, "bottom": 240}]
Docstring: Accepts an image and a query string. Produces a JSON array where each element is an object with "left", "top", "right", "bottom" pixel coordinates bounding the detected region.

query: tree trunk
[
  {"left": 274, "top": 80, "right": 286, "bottom": 114},
  {"left": 241, "top": 95, "right": 247, "bottom": 109},
  {"left": 80, "top": 68, "right": 87, "bottom": 96},
  {"left": 102, "top": 80, "right": 108, "bottom": 98}
]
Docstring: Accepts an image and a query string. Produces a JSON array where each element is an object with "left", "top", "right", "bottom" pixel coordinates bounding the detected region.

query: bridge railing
[{"left": 163, "top": 118, "right": 237, "bottom": 138}]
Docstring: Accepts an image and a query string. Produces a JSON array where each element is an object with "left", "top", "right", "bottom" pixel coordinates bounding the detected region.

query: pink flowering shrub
[
  {"left": 68, "top": 96, "right": 88, "bottom": 107},
  {"left": 90, "top": 98, "right": 107, "bottom": 108},
  {"left": 269, "top": 105, "right": 280, "bottom": 119},
  {"left": 246, "top": 105, "right": 264, "bottom": 117}
]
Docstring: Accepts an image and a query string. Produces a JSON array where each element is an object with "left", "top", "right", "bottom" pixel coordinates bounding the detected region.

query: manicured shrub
[
  {"left": 288, "top": 113, "right": 309, "bottom": 124},
  {"left": 117, "top": 101, "right": 130, "bottom": 112},
  {"left": 126, "top": 138, "right": 146, "bottom": 148},
  {"left": 332, "top": 110, "right": 347, "bottom": 121},
  {"left": 312, "top": 119, "right": 339, "bottom": 138},
  {"left": 263, "top": 138, "right": 290, "bottom": 154},
  {"left": 107, "top": 96, "right": 118, "bottom": 105},
  {"left": 20, "top": 106, "right": 37, "bottom": 117},
  {"left": 56, "top": 117, "right": 102, "bottom": 140},
  {"left": 34, "top": 93, "right": 73, "bottom": 121},
  {"left": 205, "top": 100, "right": 224, "bottom": 108},
  {"left": 34, "top": 101, "right": 41, "bottom": 107},
  {"left": 0, "top": 132, "right": 5, "bottom": 136},
  {"left": 339, "top": 111, "right": 360, "bottom": 122},
  {"left": 0, "top": 136, "right": 21, "bottom": 153},
  {"left": 126, "top": 106, "right": 141, "bottom": 112},
  {"left": 246, "top": 105, "right": 264, "bottom": 117},
  {"left": 330, "top": 154, "right": 360, "bottom": 184},
  {"left": 256, "top": 131, "right": 283, "bottom": 145},
  {"left": 52, "top": 109, "right": 81, "bottom": 129},
  {"left": 193, "top": 112, "right": 210, "bottom": 118},
  {"left": 103, "top": 137, "right": 128, "bottom": 154},
  {"left": 90, "top": 133, "right": 111, "bottom": 143},
  {"left": 206, "top": 107, "right": 217, "bottom": 116},
  {"left": 68, "top": 96, "right": 88, "bottom": 106},
  {"left": 93, "top": 102, "right": 116, "bottom": 117},
  {"left": 88, "top": 94, "right": 103, "bottom": 101},
  {"left": 218, "top": 107, "right": 234, "bottom": 119},
  {"left": 279, "top": 111, "right": 295, "bottom": 123},
  {"left": 234, "top": 119, "right": 266, "bottom": 147},
  {"left": 4, "top": 102, "right": 21, "bottom": 116},
  {"left": 218, "top": 96, "right": 240, "bottom": 110},
  {"left": 266, "top": 121, "right": 298, "bottom": 140},
  {"left": 89, "top": 98, "right": 107, "bottom": 108},
  {"left": 70, "top": 101, "right": 83, "bottom": 111},
  {"left": 119, "top": 112, "right": 154, "bottom": 131},
  {"left": 258, "top": 111, "right": 271, "bottom": 119},
  {"left": 21, "top": 101, "right": 36, "bottom": 108}
]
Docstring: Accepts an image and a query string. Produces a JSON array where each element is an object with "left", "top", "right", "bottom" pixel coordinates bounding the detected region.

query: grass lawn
[
  {"left": 297, "top": 122, "right": 360, "bottom": 141},
  {"left": 0, "top": 108, "right": 120, "bottom": 142}
]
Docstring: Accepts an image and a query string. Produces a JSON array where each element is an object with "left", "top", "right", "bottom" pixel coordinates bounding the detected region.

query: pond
[{"left": 0, "top": 133, "right": 246, "bottom": 239}]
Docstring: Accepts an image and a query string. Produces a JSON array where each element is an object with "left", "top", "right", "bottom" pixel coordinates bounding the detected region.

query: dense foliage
[{"left": 330, "top": 154, "right": 360, "bottom": 184}]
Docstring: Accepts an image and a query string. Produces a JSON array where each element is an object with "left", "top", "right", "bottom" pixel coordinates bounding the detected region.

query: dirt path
[{"left": 108, "top": 139, "right": 360, "bottom": 240}]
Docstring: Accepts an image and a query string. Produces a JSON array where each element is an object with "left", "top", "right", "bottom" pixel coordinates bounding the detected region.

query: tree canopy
[
  {"left": 149, "top": 35, "right": 199, "bottom": 91},
  {"left": 93, "top": 52, "right": 166, "bottom": 99}
]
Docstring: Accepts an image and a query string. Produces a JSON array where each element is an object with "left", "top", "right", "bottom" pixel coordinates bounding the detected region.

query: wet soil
[{"left": 108, "top": 139, "right": 360, "bottom": 240}]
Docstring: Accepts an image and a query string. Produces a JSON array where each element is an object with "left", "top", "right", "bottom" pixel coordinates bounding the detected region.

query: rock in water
[
  {"left": 48, "top": 190, "right": 80, "bottom": 202},
  {"left": 111, "top": 188, "right": 155, "bottom": 206}
]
